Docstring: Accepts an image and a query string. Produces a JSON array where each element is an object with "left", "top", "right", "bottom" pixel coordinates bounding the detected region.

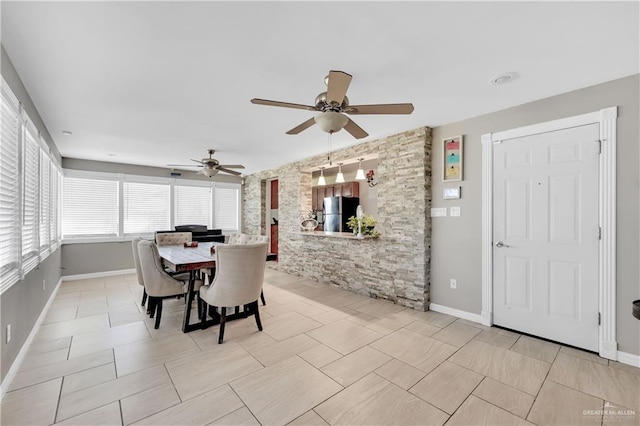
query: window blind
[
  {"left": 214, "top": 185, "right": 239, "bottom": 231},
  {"left": 123, "top": 181, "right": 170, "bottom": 235},
  {"left": 39, "top": 150, "right": 51, "bottom": 255},
  {"left": 0, "top": 84, "right": 21, "bottom": 289},
  {"left": 174, "top": 184, "right": 212, "bottom": 228},
  {"left": 22, "top": 127, "right": 40, "bottom": 273},
  {"left": 62, "top": 176, "right": 119, "bottom": 238},
  {"left": 50, "top": 166, "right": 61, "bottom": 249}
]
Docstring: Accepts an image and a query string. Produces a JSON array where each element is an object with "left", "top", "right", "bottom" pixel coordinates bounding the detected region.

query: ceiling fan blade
[
  {"left": 167, "top": 164, "right": 202, "bottom": 167},
  {"left": 286, "top": 117, "right": 316, "bottom": 135},
  {"left": 190, "top": 159, "right": 206, "bottom": 164},
  {"left": 217, "top": 167, "right": 242, "bottom": 176},
  {"left": 345, "top": 103, "right": 414, "bottom": 115},
  {"left": 326, "top": 70, "right": 352, "bottom": 105},
  {"left": 217, "top": 164, "right": 245, "bottom": 169},
  {"left": 343, "top": 118, "right": 369, "bottom": 139},
  {"left": 251, "top": 98, "right": 317, "bottom": 111}
]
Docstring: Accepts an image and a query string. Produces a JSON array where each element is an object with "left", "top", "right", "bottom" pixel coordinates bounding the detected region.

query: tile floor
[{"left": 2, "top": 269, "right": 639, "bottom": 426}]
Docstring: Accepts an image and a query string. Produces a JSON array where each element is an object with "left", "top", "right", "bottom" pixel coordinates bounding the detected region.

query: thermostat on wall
[{"left": 443, "top": 187, "right": 461, "bottom": 200}]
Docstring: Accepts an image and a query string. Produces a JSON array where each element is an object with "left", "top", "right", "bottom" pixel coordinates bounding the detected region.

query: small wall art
[{"left": 443, "top": 135, "right": 463, "bottom": 181}]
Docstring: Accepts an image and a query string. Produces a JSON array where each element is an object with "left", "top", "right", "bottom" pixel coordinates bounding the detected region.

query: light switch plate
[
  {"left": 450, "top": 206, "right": 461, "bottom": 217},
  {"left": 443, "top": 187, "right": 461, "bottom": 199},
  {"left": 430, "top": 207, "right": 447, "bottom": 217}
]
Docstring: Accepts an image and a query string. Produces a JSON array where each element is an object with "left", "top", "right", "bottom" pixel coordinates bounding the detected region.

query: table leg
[{"left": 181, "top": 271, "right": 197, "bottom": 332}]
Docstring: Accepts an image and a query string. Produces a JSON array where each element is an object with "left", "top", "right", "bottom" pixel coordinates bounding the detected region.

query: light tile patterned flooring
[{"left": 2, "top": 269, "right": 639, "bottom": 425}]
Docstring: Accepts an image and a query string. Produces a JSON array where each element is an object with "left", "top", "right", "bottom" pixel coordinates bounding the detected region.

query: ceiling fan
[
  {"left": 167, "top": 149, "right": 244, "bottom": 177},
  {"left": 251, "top": 70, "right": 414, "bottom": 139}
]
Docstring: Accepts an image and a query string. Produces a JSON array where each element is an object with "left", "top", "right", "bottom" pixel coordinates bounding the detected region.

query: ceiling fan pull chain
[{"left": 327, "top": 132, "right": 332, "bottom": 165}]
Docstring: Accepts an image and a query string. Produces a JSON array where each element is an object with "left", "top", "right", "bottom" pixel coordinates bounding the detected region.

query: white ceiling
[{"left": 2, "top": 1, "right": 638, "bottom": 176}]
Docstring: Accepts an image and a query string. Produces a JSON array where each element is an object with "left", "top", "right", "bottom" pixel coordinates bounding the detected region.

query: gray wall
[
  {"left": 62, "top": 242, "right": 135, "bottom": 276},
  {"left": 430, "top": 74, "right": 640, "bottom": 356},
  {"left": 1, "top": 46, "right": 63, "bottom": 382}
]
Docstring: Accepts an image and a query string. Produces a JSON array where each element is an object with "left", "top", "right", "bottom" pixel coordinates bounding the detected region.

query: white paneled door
[{"left": 493, "top": 124, "right": 600, "bottom": 351}]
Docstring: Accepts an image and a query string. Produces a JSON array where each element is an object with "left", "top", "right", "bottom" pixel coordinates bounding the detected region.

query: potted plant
[{"left": 346, "top": 214, "right": 380, "bottom": 238}]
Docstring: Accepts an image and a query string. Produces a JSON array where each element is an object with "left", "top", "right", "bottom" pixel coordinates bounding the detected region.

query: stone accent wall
[{"left": 243, "top": 127, "right": 432, "bottom": 310}]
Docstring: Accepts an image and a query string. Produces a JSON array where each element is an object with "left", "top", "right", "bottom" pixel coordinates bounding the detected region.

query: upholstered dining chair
[
  {"left": 154, "top": 232, "right": 192, "bottom": 280},
  {"left": 226, "top": 232, "right": 243, "bottom": 244},
  {"left": 138, "top": 240, "right": 202, "bottom": 329},
  {"left": 155, "top": 232, "right": 192, "bottom": 246},
  {"left": 240, "top": 234, "right": 269, "bottom": 305},
  {"left": 131, "top": 238, "right": 147, "bottom": 309},
  {"left": 222, "top": 233, "right": 269, "bottom": 305},
  {"left": 199, "top": 243, "right": 268, "bottom": 344}
]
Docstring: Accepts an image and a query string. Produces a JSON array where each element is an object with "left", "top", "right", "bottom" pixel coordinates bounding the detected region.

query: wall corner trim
[{"left": 0, "top": 277, "right": 63, "bottom": 400}]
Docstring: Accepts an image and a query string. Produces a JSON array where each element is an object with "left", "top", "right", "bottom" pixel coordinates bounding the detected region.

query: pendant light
[
  {"left": 317, "top": 167, "right": 326, "bottom": 186},
  {"left": 336, "top": 163, "right": 345, "bottom": 183},
  {"left": 355, "top": 158, "right": 366, "bottom": 180}
]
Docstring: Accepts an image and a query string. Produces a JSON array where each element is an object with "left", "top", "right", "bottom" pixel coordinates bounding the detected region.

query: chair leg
[
  {"left": 154, "top": 298, "right": 163, "bottom": 329},
  {"left": 197, "top": 293, "right": 203, "bottom": 320},
  {"left": 148, "top": 297, "right": 156, "bottom": 317},
  {"left": 253, "top": 301, "right": 263, "bottom": 331},
  {"left": 218, "top": 307, "right": 226, "bottom": 344},
  {"left": 141, "top": 289, "right": 147, "bottom": 307},
  {"left": 200, "top": 300, "right": 208, "bottom": 329},
  {"left": 260, "top": 290, "right": 266, "bottom": 306}
]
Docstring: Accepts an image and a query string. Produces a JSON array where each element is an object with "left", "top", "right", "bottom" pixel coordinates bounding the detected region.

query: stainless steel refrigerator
[{"left": 323, "top": 196, "right": 360, "bottom": 232}]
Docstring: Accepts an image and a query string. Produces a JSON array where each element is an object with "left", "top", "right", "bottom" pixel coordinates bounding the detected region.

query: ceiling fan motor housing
[{"left": 315, "top": 92, "right": 349, "bottom": 112}]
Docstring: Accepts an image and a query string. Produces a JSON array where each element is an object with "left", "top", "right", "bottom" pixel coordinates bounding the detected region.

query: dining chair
[
  {"left": 138, "top": 240, "right": 202, "bottom": 329},
  {"left": 239, "top": 234, "right": 269, "bottom": 305},
  {"left": 154, "top": 232, "right": 192, "bottom": 281},
  {"left": 199, "top": 243, "right": 268, "bottom": 344},
  {"left": 156, "top": 232, "right": 192, "bottom": 246},
  {"left": 131, "top": 238, "right": 148, "bottom": 309},
  {"left": 226, "top": 232, "right": 243, "bottom": 244},
  {"left": 225, "top": 233, "right": 269, "bottom": 305}
]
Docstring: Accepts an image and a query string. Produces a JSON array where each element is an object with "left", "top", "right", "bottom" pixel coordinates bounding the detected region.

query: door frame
[{"left": 480, "top": 106, "right": 618, "bottom": 360}]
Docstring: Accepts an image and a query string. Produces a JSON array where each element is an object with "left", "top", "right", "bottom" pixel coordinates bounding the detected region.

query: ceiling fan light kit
[
  {"left": 251, "top": 70, "right": 414, "bottom": 139},
  {"left": 201, "top": 168, "right": 219, "bottom": 178},
  {"left": 314, "top": 112, "right": 349, "bottom": 133}
]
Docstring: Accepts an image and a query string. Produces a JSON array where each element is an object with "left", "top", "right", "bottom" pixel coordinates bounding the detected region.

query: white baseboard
[
  {"left": 429, "top": 303, "right": 484, "bottom": 325},
  {"left": 1, "top": 277, "right": 63, "bottom": 400},
  {"left": 429, "top": 305, "right": 639, "bottom": 369},
  {"left": 617, "top": 351, "right": 640, "bottom": 368},
  {"left": 62, "top": 268, "right": 136, "bottom": 281}
]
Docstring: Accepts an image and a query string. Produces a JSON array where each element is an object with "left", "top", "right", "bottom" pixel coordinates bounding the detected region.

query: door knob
[{"left": 495, "top": 241, "right": 510, "bottom": 248}]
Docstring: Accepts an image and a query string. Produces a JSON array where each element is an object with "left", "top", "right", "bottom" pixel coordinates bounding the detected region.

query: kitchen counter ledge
[{"left": 296, "top": 231, "right": 375, "bottom": 239}]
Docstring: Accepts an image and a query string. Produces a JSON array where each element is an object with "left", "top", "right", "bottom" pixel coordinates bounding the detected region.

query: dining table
[{"left": 157, "top": 241, "right": 276, "bottom": 333}]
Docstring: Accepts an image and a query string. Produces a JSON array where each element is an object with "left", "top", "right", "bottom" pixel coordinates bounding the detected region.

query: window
[
  {"left": 174, "top": 183, "right": 212, "bottom": 228},
  {"left": 62, "top": 173, "right": 119, "bottom": 239},
  {"left": 0, "top": 78, "right": 62, "bottom": 293},
  {"left": 0, "top": 82, "right": 21, "bottom": 289},
  {"left": 61, "top": 172, "right": 241, "bottom": 241},
  {"left": 22, "top": 124, "right": 40, "bottom": 273},
  {"left": 123, "top": 180, "right": 170, "bottom": 235},
  {"left": 214, "top": 184, "right": 239, "bottom": 231}
]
